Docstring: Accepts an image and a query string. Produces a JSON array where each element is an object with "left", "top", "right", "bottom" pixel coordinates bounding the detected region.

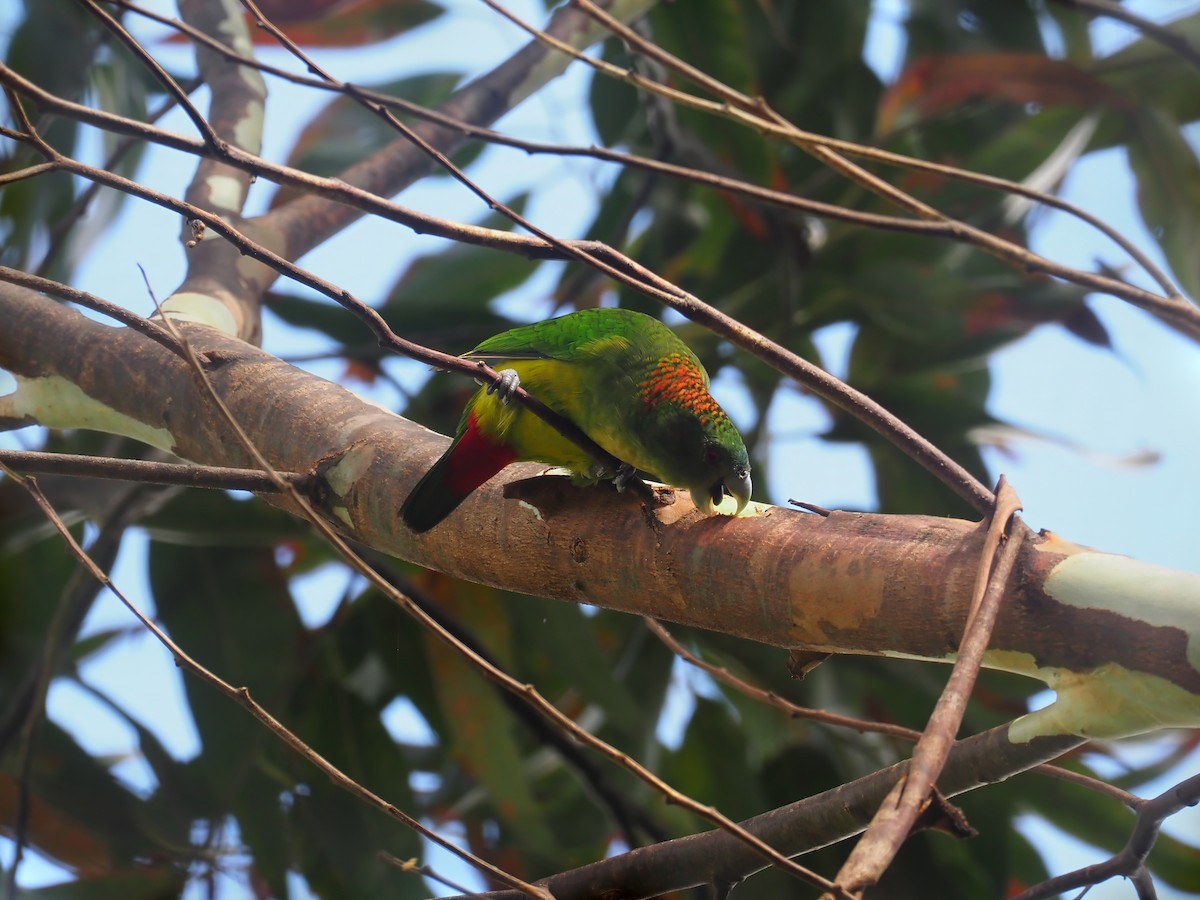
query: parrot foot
[
  {"left": 610, "top": 464, "right": 660, "bottom": 506},
  {"left": 611, "top": 464, "right": 638, "bottom": 492},
  {"left": 485, "top": 367, "right": 521, "bottom": 404}
]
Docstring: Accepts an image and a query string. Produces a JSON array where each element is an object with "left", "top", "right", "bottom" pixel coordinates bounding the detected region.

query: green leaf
[
  {"left": 417, "top": 576, "right": 558, "bottom": 860},
  {"left": 379, "top": 195, "right": 535, "bottom": 353},
  {"left": 274, "top": 72, "right": 473, "bottom": 205},
  {"left": 1127, "top": 107, "right": 1200, "bottom": 301}
]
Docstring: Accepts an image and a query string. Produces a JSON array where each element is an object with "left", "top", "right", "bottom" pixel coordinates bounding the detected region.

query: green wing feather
[{"left": 463, "top": 308, "right": 652, "bottom": 363}]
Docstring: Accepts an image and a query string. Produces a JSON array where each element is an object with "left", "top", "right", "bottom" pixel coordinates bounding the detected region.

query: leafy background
[{"left": 1, "top": 0, "right": 1198, "bottom": 897}]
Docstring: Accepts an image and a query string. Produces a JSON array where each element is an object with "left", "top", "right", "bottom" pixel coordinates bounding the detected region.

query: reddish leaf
[
  {"left": 0, "top": 773, "right": 112, "bottom": 874},
  {"left": 168, "top": 0, "right": 441, "bottom": 48},
  {"left": 877, "top": 53, "right": 1128, "bottom": 134}
]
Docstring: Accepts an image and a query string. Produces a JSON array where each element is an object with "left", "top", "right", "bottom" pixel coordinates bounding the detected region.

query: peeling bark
[{"left": 3, "top": 283, "right": 1198, "bottom": 739}]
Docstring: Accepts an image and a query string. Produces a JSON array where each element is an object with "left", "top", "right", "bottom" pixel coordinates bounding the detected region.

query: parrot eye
[{"left": 703, "top": 446, "right": 721, "bottom": 465}]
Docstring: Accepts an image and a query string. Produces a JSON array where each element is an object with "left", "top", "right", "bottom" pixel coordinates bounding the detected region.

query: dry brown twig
[
  {"left": 1010, "top": 770, "right": 1200, "bottom": 900},
  {"left": 0, "top": 449, "right": 303, "bottom": 493},
  {"left": 829, "top": 477, "right": 1026, "bottom": 896}
]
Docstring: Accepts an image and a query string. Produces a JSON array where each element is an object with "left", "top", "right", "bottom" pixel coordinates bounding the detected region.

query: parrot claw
[
  {"left": 486, "top": 368, "right": 521, "bottom": 404},
  {"left": 611, "top": 464, "right": 637, "bottom": 492},
  {"left": 611, "top": 463, "right": 657, "bottom": 506}
]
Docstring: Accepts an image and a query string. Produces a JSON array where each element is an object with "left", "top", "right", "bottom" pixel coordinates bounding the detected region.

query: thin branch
[
  {"left": 645, "top": 618, "right": 924, "bottom": 743},
  {"left": 0, "top": 264, "right": 184, "bottom": 356},
  {"left": 378, "top": 852, "right": 491, "bottom": 899},
  {"left": 74, "top": 0, "right": 221, "bottom": 147},
  {"left": 645, "top": 620, "right": 1139, "bottom": 809},
  {"left": 376, "top": 558, "right": 668, "bottom": 848},
  {"left": 35, "top": 75, "right": 204, "bottom": 278},
  {"left": 1049, "top": 0, "right": 1200, "bottom": 72},
  {"left": 0, "top": 160, "right": 56, "bottom": 186},
  {"left": 0, "top": 449, "right": 304, "bottom": 492},
  {"left": 831, "top": 477, "right": 1026, "bottom": 895},
  {"left": 1011, "top": 771, "right": 1200, "bottom": 900}
]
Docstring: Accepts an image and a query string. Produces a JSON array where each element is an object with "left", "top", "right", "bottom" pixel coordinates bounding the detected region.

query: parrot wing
[{"left": 462, "top": 308, "right": 645, "bottom": 364}]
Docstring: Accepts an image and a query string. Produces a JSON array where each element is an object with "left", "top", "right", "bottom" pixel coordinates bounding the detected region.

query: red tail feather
[{"left": 400, "top": 412, "right": 518, "bottom": 533}]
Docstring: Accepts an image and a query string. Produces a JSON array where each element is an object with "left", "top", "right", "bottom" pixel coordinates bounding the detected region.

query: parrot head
[{"left": 689, "top": 436, "right": 753, "bottom": 515}]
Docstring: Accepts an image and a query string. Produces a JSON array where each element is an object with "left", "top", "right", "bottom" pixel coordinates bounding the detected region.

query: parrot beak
[
  {"left": 726, "top": 468, "right": 752, "bottom": 515},
  {"left": 690, "top": 468, "right": 752, "bottom": 516}
]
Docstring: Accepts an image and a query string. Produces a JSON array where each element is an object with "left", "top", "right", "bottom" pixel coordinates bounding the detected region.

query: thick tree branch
[{"left": 3, "top": 287, "right": 1197, "bottom": 745}]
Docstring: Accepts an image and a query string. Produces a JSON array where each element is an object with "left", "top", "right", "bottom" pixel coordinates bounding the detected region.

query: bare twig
[
  {"left": 1049, "top": 0, "right": 1200, "bottom": 72},
  {"left": 0, "top": 449, "right": 304, "bottom": 492},
  {"left": 830, "top": 477, "right": 1025, "bottom": 896},
  {"left": 75, "top": 0, "right": 222, "bottom": 147},
  {"left": 1010, "top": 771, "right": 1200, "bottom": 900},
  {"left": 35, "top": 75, "right": 204, "bottom": 278},
  {"left": 376, "top": 559, "right": 667, "bottom": 848},
  {"left": 378, "top": 852, "right": 491, "bottom": 899},
  {"left": 0, "top": 265, "right": 184, "bottom": 356},
  {"left": 645, "top": 618, "right": 923, "bottom": 742},
  {"left": 645, "top": 619, "right": 1139, "bottom": 808},
  {"left": 0, "top": 160, "right": 56, "bottom": 186}
]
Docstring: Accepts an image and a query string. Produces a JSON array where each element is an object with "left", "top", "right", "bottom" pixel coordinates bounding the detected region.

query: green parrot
[{"left": 400, "top": 308, "right": 752, "bottom": 532}]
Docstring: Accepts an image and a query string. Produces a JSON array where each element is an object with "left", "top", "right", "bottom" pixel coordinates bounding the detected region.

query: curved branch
[
  {"left": 451, "top": 726, "right": 1086, "bottom": 900},
  {"left": 1049, "top": 0, "right": 1200, "bottom": 72},
  {"left": 1011, "top": 771, "right": 1200, "bottom": 900}
]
